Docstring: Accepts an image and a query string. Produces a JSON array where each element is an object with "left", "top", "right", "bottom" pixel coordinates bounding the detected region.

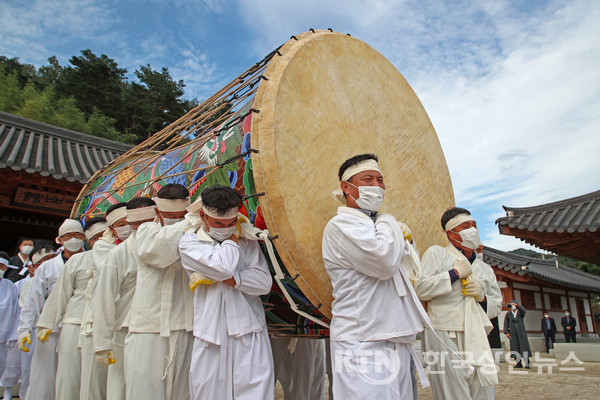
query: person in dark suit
[
  {"left": 5, "top": 237, "right": 35, "bottom": 282},
  {"left": 503, "top": 300, "right": 531, "bottom": 368},
  {"left": 561, "top": 309, "right": 577, "bottom": 343},
  {"left": 541, "top": 311, "right": 557, "bottom": 352}
]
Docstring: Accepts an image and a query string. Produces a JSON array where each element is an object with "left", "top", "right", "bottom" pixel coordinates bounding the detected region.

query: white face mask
[
  {"left": 62, "top": 238, "right": 83, "bottom": 252},
  {"left": 162, "top": 217, "right": 184, "bottom": 226},
  {"left": 544, "top": 314, "right": 549, "bottom": 318},
  {"left": 511, "top": 305, "right": 517, "bottom": 311},
  {"left": 565, "top": 313, "right": 570, "bottom": 317},
  {"left": 21, "top": 245, "right": 34, "bottom": 255},
  {"left": 346, "top": 181, "right": 385, "bottom": 211},
  {"left": 114, "top": 225, "right": 133, "bottom": 241},
  {"left": 454, "top": 227, "right": 482, "bottom": 250},
  {"left": 207, "top": 226, "right": 236, "bottom": 242}
]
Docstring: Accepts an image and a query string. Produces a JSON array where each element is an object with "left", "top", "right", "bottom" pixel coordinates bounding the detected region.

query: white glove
[
  {"left": 453, "top": 259, "right": 472, "bottom": 278},
  {"left": 36, "top": 328, "right": 52, "bottom": 343},
  {"left": 18, "top": 332, "right": 31, "bottom": 352},
  {"left": 462, "top": 279, "right": 485, "bottom": 302},
  {"left": 95, "top": 349, "right": 116, "bottom": 366},
  {"left": 398, "top": 222, "right": 413, "bottom": 243},
  {"left": 189, "top": 272, "right": 214, "bottom": 291}
]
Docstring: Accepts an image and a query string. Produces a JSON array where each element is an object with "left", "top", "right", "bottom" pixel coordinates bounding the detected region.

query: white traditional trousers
[
  {"left": 330, "top": 340, "right": 414, "bottom": 399},
  {"left": 1, "top": 341, "right": 34, "bottom": 399},
  {"left": 106, "top": 327, "right": 127, "bottom": 400},
  {"left": 55, "top": 323, "right": 82, "bottom": 399},
  {"left": 26, "top": 329, "right": 58, "bottom": 400},
  {"left": 124, "top": 330, "right": 192, "bottom": 400},
  {"left": 190, "top": 329, "right": 274, "bottom": 400},
  {"left": 421, "top": 328, "right": 494, "bottom": 400},
  {"left": 80, "top": 334, "right": 107, "bottom": 400}
]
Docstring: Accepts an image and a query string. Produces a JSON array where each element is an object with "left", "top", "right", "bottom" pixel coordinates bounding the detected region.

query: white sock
[{"left": 2, "top": 387, "right": 12, "bottom": 400}]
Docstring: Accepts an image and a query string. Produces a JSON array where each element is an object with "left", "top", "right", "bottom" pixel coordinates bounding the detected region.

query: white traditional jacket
[
  {"left": 18, "top": 254, "right": 65, "bottom": 336},
  {"left": 92, "top": 239, "right": 138, "bottom": 353},
  {"left": 322, "top": 207, "right": 425, "bottom": 342},
  {"left": 179, "top": 231, "right": 272, "bottom": 344},
  {"left": 0, "top": 278, "right": 19, "bottom": 343},
  {"left": 37, "top": 251, "right": 93, "bottom": 329},
  {"left": 415, "top": 245, "right": 502, "bottom": 332},
  {"left": 128, "top": 220, "right": 194, "bottom": 336},
  {"left": 80, "top": 236, "right": 116, "bottom": 336}
]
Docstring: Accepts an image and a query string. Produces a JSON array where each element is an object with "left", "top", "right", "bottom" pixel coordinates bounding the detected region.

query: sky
[{"left": 1, "top": 0, "right": 599, "bottom": 252}]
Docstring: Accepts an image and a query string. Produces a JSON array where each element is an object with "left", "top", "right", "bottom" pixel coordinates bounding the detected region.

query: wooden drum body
[{"left": 72, "top": 30, "right": 454, "bottom": 337}]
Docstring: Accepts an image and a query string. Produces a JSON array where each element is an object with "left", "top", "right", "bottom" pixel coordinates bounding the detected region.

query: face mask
[
  {"left": 511, "top": 305, "right": 517, "bottom": 311},
  {"left": 162, "top": 217, "right": 184, "bottom": 226},
  {"left": 63, "top": 238, "right": 83, "bottom": 252},
  {"left": 454, "top": 227, "right": 482, "bottom": 250},
  {"left": 544, "top": 315, "right": 549, "bottom": 318},
  {"left": 207, "top": 226, "right": 236, "bottom": 242},
  {"left": 346, "top": 181, "right": 385, "bottom": 211},
  {"left": 114, "top": 225, "right": 132, "bottom": 241},
  {"left": 21, "top": 245, "right": 34, "bottom": 255},
  {"left": 565, "top": 313, "right": 570, "bottom": 317}
]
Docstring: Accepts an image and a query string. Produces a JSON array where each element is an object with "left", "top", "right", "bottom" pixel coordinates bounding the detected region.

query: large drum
[{"left": 72, "top": 30, "right": 454, "bottom": 337}]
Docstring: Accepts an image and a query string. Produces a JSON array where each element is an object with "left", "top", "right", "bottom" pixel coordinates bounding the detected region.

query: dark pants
[
  {"left": 544, "top": 333, "right": 555, "bottom": 352},
  {"left": 565, "top": 333, "right": 577, "bottom": 343}
]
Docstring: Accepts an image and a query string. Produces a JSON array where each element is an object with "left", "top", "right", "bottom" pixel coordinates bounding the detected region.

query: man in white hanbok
[
  {"left": 122, "top": 184, "right": 194, "bottom": 400},
  {"left": 415, "top": 207, "right": 502, "bottom": 400},
  {"left": 35, "top": 217, "right": 107, "bottom": 399},
  {"left": 323, "top": 154, "right": 429, "bottom": 399},
  {"left": 17, "top": 219, "right": 84, "bottom": 400},
  {"left": 1, "top": 247, "right": 56, "bottom": 400},
  {"left": 80, "top": 202, "right": 129, "bottom": 400},
  {"left": 0, "top": 255, "right": 19, "bottom": 392},
  {"left": 93, "top": 198, "right": 156, "bottom": 400},
  {"left": 179, "top": 185, "right": 274, "bottom": 400}
]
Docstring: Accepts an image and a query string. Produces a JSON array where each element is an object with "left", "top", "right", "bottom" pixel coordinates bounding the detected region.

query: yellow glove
[
  {"left": 18, "top": 332, "right": 32, "bottom": 352},
  {"left": 189, "top": 272, "right": 214, "bottom": 291},
  {"left": 462, "top": 279, "right": 485, "bottom": 302},
  {"left": 95, "top": 349, "right": 116, "bottom": 366},
  {"left": 398, "top": 222, "right": 413, "bottom": 243},
  {"left": 36, "top": 328, "right": 52, "bottom": 343}
]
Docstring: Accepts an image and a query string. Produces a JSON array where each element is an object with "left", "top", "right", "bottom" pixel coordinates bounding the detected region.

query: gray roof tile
[
  {"left": 483, "top": 246, "right": 600, "bottom": 292},
  {"left": 0, "top": 112, "right": 131, "bottom": 183}
]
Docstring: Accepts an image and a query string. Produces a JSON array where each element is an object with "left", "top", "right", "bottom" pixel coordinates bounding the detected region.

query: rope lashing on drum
[{"left": 259, "top": 230, "right": 330, "bottom": 329}]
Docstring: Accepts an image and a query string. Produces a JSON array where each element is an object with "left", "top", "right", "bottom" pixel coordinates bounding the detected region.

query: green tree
[{"left": 0, "top": 66, "right": 26, "bottom": 112}]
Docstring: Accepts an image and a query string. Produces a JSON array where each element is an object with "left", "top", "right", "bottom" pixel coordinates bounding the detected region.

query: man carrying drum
[{"left": 323, "top": 154, "right": 428, "bottom": 399}]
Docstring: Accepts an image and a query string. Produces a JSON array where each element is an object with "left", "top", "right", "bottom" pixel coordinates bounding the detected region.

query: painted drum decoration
[{"left": 72, "top": 30, "right": 454, "bottom": 337}]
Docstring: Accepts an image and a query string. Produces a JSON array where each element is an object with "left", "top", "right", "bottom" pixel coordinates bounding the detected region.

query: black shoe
[{"left": 515, "top": 362, "right": 523, "bottom": 368}]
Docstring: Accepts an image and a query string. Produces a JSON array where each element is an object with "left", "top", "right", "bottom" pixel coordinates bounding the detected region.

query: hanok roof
[
  {"left": 483, "top": 245, "right": 600, "bottom": 292},
  {"left": 0, "top": 112, "right": 132, "bottom": 184},
  {"left": 495, "top": 190, "right": 600, "bottom": 265}
]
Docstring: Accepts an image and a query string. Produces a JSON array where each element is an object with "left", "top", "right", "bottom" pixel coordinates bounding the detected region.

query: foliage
[
  {"left": 509, "top": 248, "right": 600, "bottom": 277},
  {"left": 0, "top": 51, "right": 198, "bottom": 145}
]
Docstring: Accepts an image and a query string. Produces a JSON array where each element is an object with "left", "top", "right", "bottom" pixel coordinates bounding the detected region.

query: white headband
[
  {"left": 106, "top": 206, "right": 127, "bottom": 226},
  {"left": 152, "top": 197, "right": 191, "bottom": 212},
  {"left": 32, "top": 250, "right": 56, "bottom": 265},
  {"left": 126, "top": 206, "right": 157, "bottom": 222},
  {"left": 445, "top": 213, "right": 474, "bottom": 231},
  {"left": 202, "top": 205, "right": 239, "bottom": 220},
  {"left": 85, "top": 222, "right": 108, "bottom": 240},
  {"left": 0, "top": 258, "right": 18, "bottom": 269},
  {"left": 331, "top": 159, "right": 383, "bottom": 204},
  {"left": 58, "top": 219, "right": 84, "bottom": 236},
  {"left": 341, "top": 159, "right": 382, "bottom": 182}
]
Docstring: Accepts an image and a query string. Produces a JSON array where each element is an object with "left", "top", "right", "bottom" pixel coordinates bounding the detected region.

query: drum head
[{"left": 251, "top": 30, "right": 454, "bottom": 319}]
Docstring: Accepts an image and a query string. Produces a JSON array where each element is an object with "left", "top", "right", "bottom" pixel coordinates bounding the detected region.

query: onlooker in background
[
  {"left": 503, "top": 300, "right": 531, "bottom": 368},
  {"left": 6, "top": 238, "right": 35, "bottom": 282},
  {"left": 561, "top": 309, "right": 577, "bottom": 343},
  {"left": 0, "top": 252, "right": 19, "bottom": 386},
  {"left": 540, "top": 311, "right": 557, "bottom": 353}
]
